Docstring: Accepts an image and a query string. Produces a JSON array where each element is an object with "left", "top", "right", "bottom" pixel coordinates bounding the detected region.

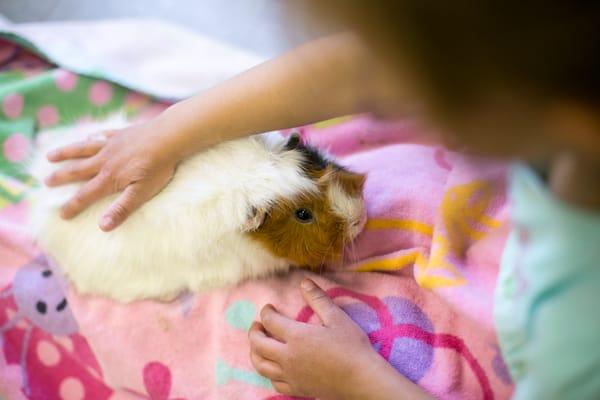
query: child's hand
[
  {"left": 42, "top": 33, "right": 394, "bottom": 232},
  {"left": 45, "top": 120, "right": 178, "bottom": 231},
  {"left": 249, "top": 279, "right": 374, "bottom": 399},
  {"left": 250, "top": 279, "right": 434, "bottom": 400}
]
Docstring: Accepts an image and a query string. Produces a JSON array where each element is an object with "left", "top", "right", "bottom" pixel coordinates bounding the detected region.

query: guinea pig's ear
[
  {"left": 242, "top": 206, "right": 268, "bottom": 232},
  {"left": 284, "top": 132, "right": 302, "bottom": 150},
  {"left": 337, "top": 171, "right": 367, "bottom": 194}
]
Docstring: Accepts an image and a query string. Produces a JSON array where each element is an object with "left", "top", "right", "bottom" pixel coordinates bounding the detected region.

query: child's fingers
[
  {"left": 60, "top": 175, "right": 111, "bottom": 219},
  {"left": 47, "top": 138, "right": 105, "bottom": 162},
  {"left": 45, "top": 158, "right": 100, "bottom": 187},
  {"left": 260, "top": 304, "right": 300, "bottom": 343},
  {"left": 99, "top": 183, "right": 149, "bottom": 231},
  {"left": 88, "top": 129, "right": 119, "bottom": 140},
  {"left": 271, "top": 380, "right": 294, "bottom": 396},
  {"left": 300, "top": 279, "right": 348, "bottom": 327},
  {"left": 248, "top": 322, "right": 286, "bottom": 360},
  {"left": 249, "top": 350, "right": 284, "bottom": 381}
]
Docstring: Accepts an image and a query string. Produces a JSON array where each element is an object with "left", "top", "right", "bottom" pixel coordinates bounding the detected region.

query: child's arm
[
  {"left": 46, "top": 32, "right": 400, "bottom": 231},
  {"left": 249, "top": 279, "right": 434, "bottom": 400}
]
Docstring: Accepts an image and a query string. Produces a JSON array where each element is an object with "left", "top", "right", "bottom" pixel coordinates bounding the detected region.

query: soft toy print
[
  {"left": 0, "top": 255, "right": 112, "bottom": 399},
  {"left": 7, "top": 255, "right": 78, "bottom": 335}
]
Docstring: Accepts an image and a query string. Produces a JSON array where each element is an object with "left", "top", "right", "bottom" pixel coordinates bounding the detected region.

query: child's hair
[{"left": 305, "top": 1, "right": 600, "bottom": 112}]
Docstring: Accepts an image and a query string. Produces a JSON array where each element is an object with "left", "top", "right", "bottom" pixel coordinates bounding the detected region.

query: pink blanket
[{"left": 0, "top": 47, "right": 513, "bottom": 400}]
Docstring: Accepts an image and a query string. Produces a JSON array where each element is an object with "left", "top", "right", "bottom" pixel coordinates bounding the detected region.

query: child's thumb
[{"left": 300, "top": 279, "right": 347, "bottom": 327}]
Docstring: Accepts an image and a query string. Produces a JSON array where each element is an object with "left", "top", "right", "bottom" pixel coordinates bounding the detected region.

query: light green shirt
[{"left": 495, "top": 165, "right": 600, "bottom": 399}]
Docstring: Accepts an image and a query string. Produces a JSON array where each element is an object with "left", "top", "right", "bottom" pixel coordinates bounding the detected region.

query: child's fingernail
[
  {"left": 301, "top": 279, "right": 315, "bottom": 291},
  {"left": 100, "top": 215, "right": 114, "bottom": 230}
]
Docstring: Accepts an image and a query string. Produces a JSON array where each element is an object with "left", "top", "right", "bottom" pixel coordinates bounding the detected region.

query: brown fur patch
[
  {"left": 249, "top": 164, "right": 365, "bottom": 270},
  {"left": 335, "top": 169, "right": 367, "bottom": 197}
]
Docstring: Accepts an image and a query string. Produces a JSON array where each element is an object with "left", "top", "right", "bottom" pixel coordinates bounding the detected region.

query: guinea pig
[{"left": 27, "top": 114, "right": 367, "bottom": 303}]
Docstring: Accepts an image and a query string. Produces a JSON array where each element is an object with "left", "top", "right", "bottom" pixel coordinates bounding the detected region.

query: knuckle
[
  {"left": 133, "top": 166, "right": 150, "bottom": 181},
  {"left": 110, "top": 203, "right": 129, "bottom": 219},
  {"left": 96, "top": 168, "right": 112, "bottom": 183},
  {"left": 287, "top": 326, "right": 307, "bottom": 343},
  {"left": 311, "top": 291, "right": 329, "bottom": 302},
  {"left": 64, "top": 165, "right": 76, "bottom": 177},
  {"left": 97, "top": 168, "right": 118, "bottom": 191}
]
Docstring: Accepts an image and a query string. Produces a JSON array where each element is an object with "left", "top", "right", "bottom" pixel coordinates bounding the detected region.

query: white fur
[
  {"left": 27, "top": 115, "right": 319, "bottom": 302},
  {"left": 328, "top": 181, "right": 366, "bottom": 238}
]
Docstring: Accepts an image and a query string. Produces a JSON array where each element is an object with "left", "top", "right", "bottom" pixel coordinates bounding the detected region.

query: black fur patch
[{"left": 284, "top": 134, "right": 346, "bottom": 172}]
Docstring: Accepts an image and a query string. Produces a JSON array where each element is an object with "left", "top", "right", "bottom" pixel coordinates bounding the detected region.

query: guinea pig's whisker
[
  {"left": 348, "top": 239, "right": 358, "bottom": 265},
  {"left": 317, "top": 239, "right": 337, "bottom": 275}
]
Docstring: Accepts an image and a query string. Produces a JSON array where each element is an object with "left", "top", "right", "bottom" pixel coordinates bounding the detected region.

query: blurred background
[{"left": 0, "top": 0, "right": 326, "bottom": 57}]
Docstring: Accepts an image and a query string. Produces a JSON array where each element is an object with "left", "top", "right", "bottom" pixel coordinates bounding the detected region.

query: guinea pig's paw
[{"left": 241, "top": 207, "right": 267, "bottom": 232}]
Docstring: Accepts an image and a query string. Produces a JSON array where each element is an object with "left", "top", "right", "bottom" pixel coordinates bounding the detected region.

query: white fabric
[{"left": 0, "top": 17, "right": 264, "bottom": 100}]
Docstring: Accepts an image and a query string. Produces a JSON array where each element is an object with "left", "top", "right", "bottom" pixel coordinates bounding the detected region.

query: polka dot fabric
[
  {"left": 0, "top": 38, "right": 168, "bottom": 399},
  {"left": 0, "top": 38, "right": 160, "bottom": 191}
]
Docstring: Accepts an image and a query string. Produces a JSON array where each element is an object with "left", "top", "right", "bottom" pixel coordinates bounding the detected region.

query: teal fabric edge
[{"left": 0, "top": 30, "right": 182, "bottom": 103}]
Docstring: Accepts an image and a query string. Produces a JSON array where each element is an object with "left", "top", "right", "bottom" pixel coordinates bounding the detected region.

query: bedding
[{"left": 0, "top": 24, "right": 513, "bottom": 400}]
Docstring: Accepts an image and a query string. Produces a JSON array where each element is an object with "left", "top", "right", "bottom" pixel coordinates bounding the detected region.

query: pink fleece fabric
[{"left": 1, "top": 110, "right": 513, "bottom": 399}]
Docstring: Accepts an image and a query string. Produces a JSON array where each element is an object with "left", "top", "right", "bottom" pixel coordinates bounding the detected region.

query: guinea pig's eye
[{"left": 294, "top": 208, "right": 313, "bottom": 223}]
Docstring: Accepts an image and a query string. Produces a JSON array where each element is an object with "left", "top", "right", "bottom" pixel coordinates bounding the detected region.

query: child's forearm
[
  {"left": 44, "top": 33, "right": 402, "bottom": 228},
  {"left": 156, "top": 32, "right": 391, "bottom": 158}
]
